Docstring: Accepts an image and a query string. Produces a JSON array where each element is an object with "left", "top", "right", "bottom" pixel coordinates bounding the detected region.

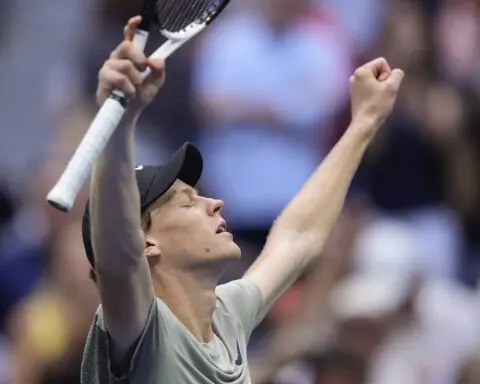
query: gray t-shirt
[{"left": 81, "top": 279, "right": 264, "bottom": 383}]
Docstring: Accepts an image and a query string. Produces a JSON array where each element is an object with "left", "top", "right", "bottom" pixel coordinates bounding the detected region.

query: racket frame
[{"left": 46, "top": 0, "right": 230, "bottom": 212}]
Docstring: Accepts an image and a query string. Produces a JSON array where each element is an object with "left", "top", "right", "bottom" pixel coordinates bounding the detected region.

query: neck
[{"left": 153, "top": 267, "right": 219, "bottom": 343}]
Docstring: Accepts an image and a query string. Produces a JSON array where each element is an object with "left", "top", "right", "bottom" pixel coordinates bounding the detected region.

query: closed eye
[{"left": 179, "top": 187, "right": 198, "bottom": 208}]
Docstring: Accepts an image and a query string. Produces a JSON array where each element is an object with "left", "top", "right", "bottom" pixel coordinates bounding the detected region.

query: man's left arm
[{"left": 245, "top": 58, "right": 404, "bottom": 319}]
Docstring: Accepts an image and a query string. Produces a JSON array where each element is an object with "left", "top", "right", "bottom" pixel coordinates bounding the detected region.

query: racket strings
[
  {"left": 156, "top": 0, "right": 224, "bottom": 31},
  {"left": 158, "top": 0, "right": 207, "bottom": 30}
]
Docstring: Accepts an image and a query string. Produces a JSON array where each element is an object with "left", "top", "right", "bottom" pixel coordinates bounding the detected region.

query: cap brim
[{"left": 141, "top": 142, "right": 203, "bottom": 210}]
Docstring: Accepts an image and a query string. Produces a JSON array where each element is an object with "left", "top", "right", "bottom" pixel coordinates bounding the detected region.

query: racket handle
[
  {"left": 47, "top": 99, "right": 126, "bottom": 211},
  {"left": 133, "top": 29, "right": 149, "bottom": 51},
  {"left": 47, "top": 29, "right": 150, "bottom": 212}
]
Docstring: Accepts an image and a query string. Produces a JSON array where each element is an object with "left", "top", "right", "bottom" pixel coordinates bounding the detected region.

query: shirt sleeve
[
  {"left": 215, "top": 278, "right": 264, "bottom": 341},
  {"left": 80, "top": 299, "right": 165, "bottom": 384}
]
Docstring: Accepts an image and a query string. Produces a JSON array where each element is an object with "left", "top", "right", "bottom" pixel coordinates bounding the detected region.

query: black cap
[{"left": 82, "top": 142, "right": 203, "bottom": 269}]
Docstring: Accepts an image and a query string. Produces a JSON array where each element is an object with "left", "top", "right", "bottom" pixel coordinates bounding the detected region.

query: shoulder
[
  {"left": 214, "top": 279, "right": 263, "bottom": 342},
  {"left": 82, "top": 298, "right": 172, "bottom": 381},
  {"left": 93, "top": 297, "right": 175, "bottom": 330},
  {"left": 215, "top": 279, "right": 263, "bottom": 322},
  {"left": 216, "top": 279, "right": 263, "bottom": 304}
]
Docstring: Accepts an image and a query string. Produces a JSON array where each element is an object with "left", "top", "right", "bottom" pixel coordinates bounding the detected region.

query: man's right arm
[{"left": 89, "top": 16, "right": 165, "bottom": 368}]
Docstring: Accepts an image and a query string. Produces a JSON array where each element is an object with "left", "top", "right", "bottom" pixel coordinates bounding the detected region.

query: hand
[
  {"left": 96, "top": 16, "right": 166, "bottom": 111},
  {"left": 349, "top": 57, "right": 404, "bottom": 138}
]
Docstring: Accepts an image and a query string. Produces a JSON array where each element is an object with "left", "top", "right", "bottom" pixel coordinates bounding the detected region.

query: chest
[{"left": 158, "top": 321, "right": 251, "bottom": 384}]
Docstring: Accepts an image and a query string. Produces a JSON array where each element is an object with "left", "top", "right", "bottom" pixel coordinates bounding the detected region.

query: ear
[{"left": 145, "top": 235, "right": 162, "bottom": 260}]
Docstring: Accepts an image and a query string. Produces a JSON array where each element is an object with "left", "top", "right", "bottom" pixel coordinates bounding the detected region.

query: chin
[
  {"left": 193, "top": 236, "right": 242, "bottom": 267},
  {"left": 221, "top": 240, "right": 242, "bottom": 260},
  {"left": 213, "top": 238, "right": 242, "bottom": 262},
  {"left": 230, "top": 242, "right": 242, "bottom": 259}
]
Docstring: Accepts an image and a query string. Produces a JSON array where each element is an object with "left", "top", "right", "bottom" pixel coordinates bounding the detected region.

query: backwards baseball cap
[{"left": 82, "top": 142, "right": 203, "bottom": 269}]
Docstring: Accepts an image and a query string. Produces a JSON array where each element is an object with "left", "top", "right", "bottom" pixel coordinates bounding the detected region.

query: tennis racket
[{"left": 47, "top": 0, "right": 230, "bottom": 212}]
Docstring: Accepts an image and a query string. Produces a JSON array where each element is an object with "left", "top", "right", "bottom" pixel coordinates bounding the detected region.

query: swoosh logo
[{"left": 235, "top": 341, "right": 242, "bottom": 366}]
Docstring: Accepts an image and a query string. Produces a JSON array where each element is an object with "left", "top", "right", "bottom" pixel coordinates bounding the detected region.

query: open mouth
[{"left": 216, "top": 221, "right": 227, "bottom": 234}]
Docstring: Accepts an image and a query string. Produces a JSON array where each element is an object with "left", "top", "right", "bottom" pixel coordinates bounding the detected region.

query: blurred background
[{"left": 0, "top": 0, "right": 480, "bottom": 383}]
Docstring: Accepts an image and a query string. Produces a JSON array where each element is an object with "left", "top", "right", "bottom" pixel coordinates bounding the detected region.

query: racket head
[
  {"left": 153, "top": 0, "right": 231, "bottom": 37},
  {"left": 137, "top": 0, "right": 163, "bottom": 31}
]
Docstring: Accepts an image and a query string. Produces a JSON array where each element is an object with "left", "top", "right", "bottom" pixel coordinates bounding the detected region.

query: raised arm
[
  {"left": 89, "top": 17, "right": 165, "bottom": 367},
  {"left": 245, "top": 58, "right": 404, "bottom": 316}
]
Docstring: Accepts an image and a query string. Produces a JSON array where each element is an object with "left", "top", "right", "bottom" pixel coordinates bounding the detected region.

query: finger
[
  {"left": 124, "top": 16, "right": 142, "bottom": 41},
  {"left": 106, "top": 59, "right": 143, "bottom": 87},
  {"left": 353, "top": 67, "right": 371, "bottom": 79},
  {"left": 378, "top": 72, "right": 390, "bottom": 82},
  {"left": 362, "top": 57, "right": 392, "bottom": 79},
  {"left": 386, "top": 68, "right": 405, "bottom": 89},
  {"left": 145, "top": 58, "right": 166, "bottom": 86},
  {"left": 111, "top": 41, "right": 147, "bottom": 71},
  {"left": 100, "top": 69, "right": 136, "bottom": 98},
  {"left": 146, "top": 58, "right": 165, "bottom": 72}
]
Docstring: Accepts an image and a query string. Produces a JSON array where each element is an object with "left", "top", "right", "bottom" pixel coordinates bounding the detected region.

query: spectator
[
  {"left": 354, "top": 1, "right": 469, "bottom": 281},
  {"left": 332, "top": 217, "right": 480, "bottom": 384},
  {"left": 0, "top": 0, "right": 93, "bottom": 188},
  {"left": 4, "top": 220, "right": 98, "bottom": 384},
  {"left": 0, "top": 102, "right": 93, "bottom": 330},
  {"left": 434, "top": 0, "right": 480, "bottom": 89},
  {"left": 193, "top": 0, "right": 353, "bottom": 259}
]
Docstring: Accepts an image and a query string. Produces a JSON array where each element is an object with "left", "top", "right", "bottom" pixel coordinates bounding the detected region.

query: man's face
[{"left": 146, "top": 180, "right": 241, "bottom": 270}]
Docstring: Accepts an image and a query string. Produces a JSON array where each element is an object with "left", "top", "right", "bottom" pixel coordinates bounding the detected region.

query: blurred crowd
[{"left": 1, "top": 0, "right": 480, "bottom": 383}]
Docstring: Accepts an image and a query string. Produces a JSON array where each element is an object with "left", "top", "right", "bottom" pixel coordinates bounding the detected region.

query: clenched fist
[
  {"left": 349, "top": 57, "right": 404, "bottom": 139},
  {"left": 96, "top": 16, "right": 166, "bottom": 110}
]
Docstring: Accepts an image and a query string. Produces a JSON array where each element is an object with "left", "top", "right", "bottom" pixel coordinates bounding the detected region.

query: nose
[{"left": 207, "top": 198, "right": 224, "bottom": 216}]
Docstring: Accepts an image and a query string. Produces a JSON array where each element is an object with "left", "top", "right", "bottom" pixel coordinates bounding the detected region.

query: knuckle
[
  {"left": 98, "top": 65, "right": 108, "bottom": 77},
  {"left": 104, "top": 58, "right": 116, "bottom": 69},
  {"left": 121, "top": 60, "right": 135, "bottom": 72},
  {"left": 118, "top": 79, "right": 134, "bottom": 95},
  {"left": 118, "top": 75, "right": 128, "bottom": 86},
  {"left": 108, "top": 74, "right": 126, "bottom": 90},
  {"left": 111, "top": 42, "right": 126, "bottom": 58},
  {"left": 153, "top": 62, "right": 164, "bottom": 72},
  {"left": 135, "top": 55, "right": 148, "bottom": 68},
  {"left": 116, "top": 41, "right": 132, "bottom": 57},
  {"left": 120, "top": 40, "right": 132, "bottom": 50},
  {"left": 98, "top": 65, "right": 112, "bottom": 81},
  {"left": 354, "top": 67, "right": 366, "bottom": 78}
]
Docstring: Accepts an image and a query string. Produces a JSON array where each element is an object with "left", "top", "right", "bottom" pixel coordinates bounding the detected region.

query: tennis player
[{"left": 80, "top": 17, "right": 404, "bottom": 384}]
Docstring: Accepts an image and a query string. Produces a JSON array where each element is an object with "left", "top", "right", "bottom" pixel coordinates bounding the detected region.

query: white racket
[{"left": 47, "top": 0, "right": 230, "bottom": 212}]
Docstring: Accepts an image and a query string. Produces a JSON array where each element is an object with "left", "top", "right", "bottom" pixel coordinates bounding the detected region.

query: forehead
[
  {"left": 170, "top": 179, "right": 197, "bottom": 197},
  {"left": 151, "top": 180, "right": 195, "bottom": 208}
]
